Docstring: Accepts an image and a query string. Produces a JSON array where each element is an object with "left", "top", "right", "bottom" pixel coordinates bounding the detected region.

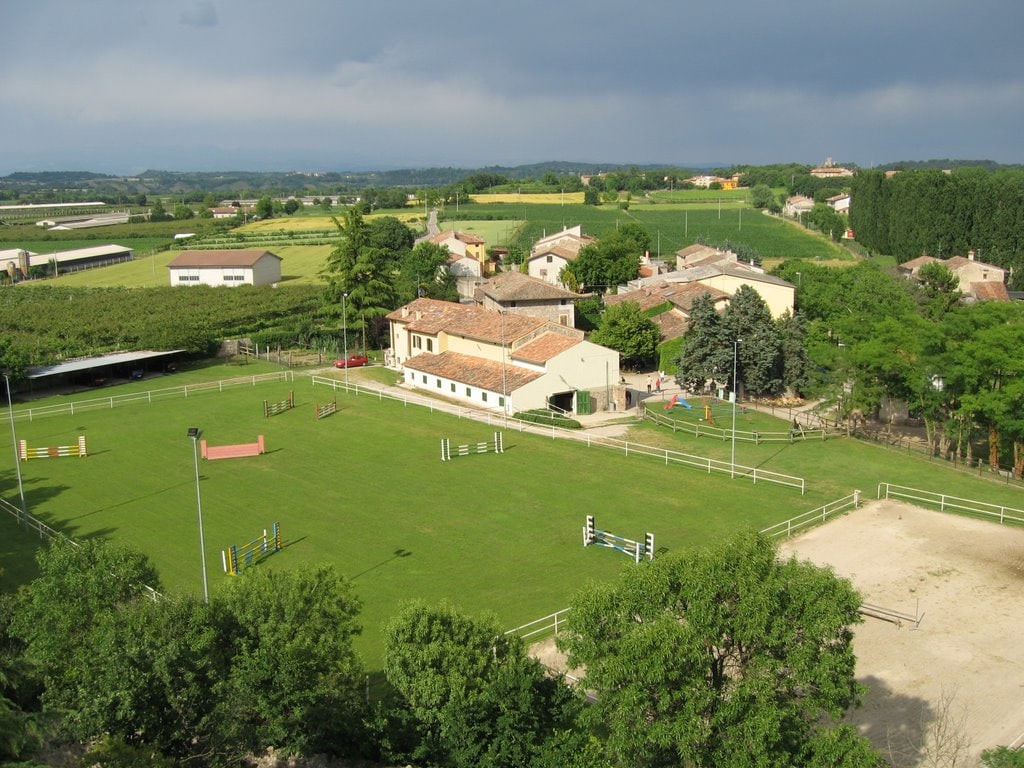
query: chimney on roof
[
  {"left": 968, "top": 250, "right": 975, "bottom": 261},
  {"left": 401, "top": 306, "right": 409, "bottom": 318}
]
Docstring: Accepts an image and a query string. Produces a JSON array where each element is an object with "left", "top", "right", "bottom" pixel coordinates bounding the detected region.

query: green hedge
[{"left": 513, "top": 409, "right": 583, "bottom": 429}]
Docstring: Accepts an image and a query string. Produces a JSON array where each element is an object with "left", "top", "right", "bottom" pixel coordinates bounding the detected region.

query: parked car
[{"left": 334, "top": 354, "right": 369, "bottom": 369}]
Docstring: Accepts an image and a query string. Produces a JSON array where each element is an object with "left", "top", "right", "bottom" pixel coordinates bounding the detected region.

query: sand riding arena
[{"left": 778, "top": 500, "right": 1024, "bottom": 765}]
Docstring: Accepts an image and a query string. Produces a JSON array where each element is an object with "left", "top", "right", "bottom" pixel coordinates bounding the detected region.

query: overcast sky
[{"left": 2, "top": 1, "right": 1022, "bottom": 174}]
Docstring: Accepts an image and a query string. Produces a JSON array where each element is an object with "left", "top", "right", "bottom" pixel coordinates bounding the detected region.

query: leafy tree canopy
[
  {"left": 560, "top": 532, "right": 876, "bottom": 768},
  {"left": 590, "top": 301, "right": 661, "bottom": 367}
]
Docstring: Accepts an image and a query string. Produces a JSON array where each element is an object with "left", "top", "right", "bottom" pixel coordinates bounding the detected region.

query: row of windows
[
  {"left": 418, "top": 373, "right": 503, "bottom": 406},
  {"left": 411, "top": 336, "right": 434, "bottom": 352},
  {"left": 176, "top": 274, "right": 247, "bottom": 282}
]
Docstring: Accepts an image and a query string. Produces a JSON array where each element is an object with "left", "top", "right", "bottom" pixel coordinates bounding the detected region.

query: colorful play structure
[
  {"left": 440, "top": 432, "right": 504, "bottom": 462},
  {"left": 583, "top": 515, "right": 655, "bottom": 563},
  {"left": 18, "top": 435, "right": 88, "bottom": 460},
  {"left": 664, "top": 394, "right": 693, "bottom": 410},
  {"left": 222, "top": 522, "right": 282, "bottom": 575},
  {"left": 663, "top": 395, "right": 729, "bottom": 424},
  {"left": 201, "top": 435, "right": 265, "bottom": 460},
  {"left": 263, "top": 390, "right": 295, "bottom": 418}
]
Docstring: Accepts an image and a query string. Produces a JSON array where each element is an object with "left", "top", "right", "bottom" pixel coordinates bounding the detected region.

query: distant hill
[{"left": 0, "top": 161, "right": 720, "bottom": 197}]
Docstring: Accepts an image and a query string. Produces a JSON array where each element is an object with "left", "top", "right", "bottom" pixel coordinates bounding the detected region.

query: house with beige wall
[
  {"left": 474, "top": 271, "right": 586, "bottom": 327},
  {"left": 624, "top": 263, "right": 795, "bottom": 319},
  {"left": 898, "top": 252, "right": 1008, "bottom": 302},
  {"left": 387, "top": 297, "right": 618, "bottom": 414},
  {"left": 526, "top": 225, "right": 596, "bottom": 287}
]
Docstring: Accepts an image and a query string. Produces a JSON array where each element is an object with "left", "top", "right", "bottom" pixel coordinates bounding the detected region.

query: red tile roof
[
  {"left": 475, "top": 271, "right": 584, "bottom": 302},
  {"left": 430, "top": 230, "right": 485, "bottom": 246},
  {"left": 387, "top": 298, "right": 549, "bottom": 344},
  {"left": 403, "top": 351, "right": 542, "bottom": 391},
  {"left": 168, "top": 249, "right": 280, "bottom": 268},
  {"left": 971, "top": 282, "right": 1010, "bottom": 302},
  {"left": 511, "top": 332, "right": 581, "bottom": 363}
]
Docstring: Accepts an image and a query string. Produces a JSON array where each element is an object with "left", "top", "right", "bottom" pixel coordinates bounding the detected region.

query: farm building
[
  {"left": 167, "top": 249, "right": 282, "bottom": 287},
  {"left": 387, "top": 297, "right": 619, "bottom": 414},
  {"left": 3, "top": 244, "right": 135, "bottom": 278}
]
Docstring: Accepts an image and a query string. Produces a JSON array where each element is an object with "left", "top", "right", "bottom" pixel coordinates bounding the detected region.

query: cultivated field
[{"left": 779, "top": 500, "right": 1024, "bottom": 765}]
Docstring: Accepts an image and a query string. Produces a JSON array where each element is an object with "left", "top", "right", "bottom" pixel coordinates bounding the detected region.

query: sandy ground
[
  {"left": 779, "top": 501, "right": 1024, "bottom": 765},
  {"left": 530, "top": 500, "right": 1024, "bottom": 766}
]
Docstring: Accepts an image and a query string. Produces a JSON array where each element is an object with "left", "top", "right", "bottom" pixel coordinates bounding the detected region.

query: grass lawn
[{"left": 3, "top": 366, "right": 1023, "bottom": 669}]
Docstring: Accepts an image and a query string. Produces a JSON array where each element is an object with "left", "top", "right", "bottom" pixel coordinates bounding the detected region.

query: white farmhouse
[{"left": 387, "top": 297, "right": 619, "bottom": 414}]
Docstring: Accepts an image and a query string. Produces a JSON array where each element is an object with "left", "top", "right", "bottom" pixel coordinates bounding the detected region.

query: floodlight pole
[
  {"left": 499, "top": 309, "right": 508, "bottom": 424},
  {"left": 3, "top": 374, "right": 26, "bottom": 520},
  {"left": 731, "top": 339, "right": 741, "bottom": 479},
  {"left": 188, "top": 428, "right": 209, "bottom": 603},
  {"left": 342, "top": 292, "right": 349, "bottom": 388}
]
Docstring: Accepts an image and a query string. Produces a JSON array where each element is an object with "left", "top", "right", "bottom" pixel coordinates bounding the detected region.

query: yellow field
[
  {"left": 237, "top": 211, "right": 428, "bottom": 233},
  {"left": 469, "top": 192, "right": 585, "bottom": 205}
]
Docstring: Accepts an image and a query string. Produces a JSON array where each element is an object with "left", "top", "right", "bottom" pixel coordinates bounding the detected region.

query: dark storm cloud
[{"left": 1, "top": 0, "right": 1021, "bottom": 172}]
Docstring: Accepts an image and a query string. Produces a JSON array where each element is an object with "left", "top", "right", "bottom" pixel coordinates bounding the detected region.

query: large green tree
[
  {"left": 325, "top": 208, "right": 400, "bottom": 347},
  {"left": 590, "top": 301, "right": 661, "bottom": 368},
  {"left": 383, "top": 601, "right": 582, "bottom": 768},
  {"left": 673, "top": 293, "right": 728, "bottom": 393},
  {"left": 564, "top": 229, "right": 644, "bottom": 292},
  {"left": 560, "top": 532, "right": 880, "bottom": 768},
  {"left": 210, "top": 566, "right": 367, "bottom": 759}
]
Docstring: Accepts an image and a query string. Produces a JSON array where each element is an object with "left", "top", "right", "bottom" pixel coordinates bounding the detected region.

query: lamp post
[
  {"left": 499, "top": 309, "right": 508, "bottom": 423},
  {"left": 795, "top": 271, "right": 802, "bottom": 288},
  {"left": 3, "top": 373, "right": 26, "bottom": 519},
  {"left": 731, "top": 338, "right": 741, "bottom": 479},
  {"left": 342, "top": 292, "right": 349, "bottom": 387},
  {"left": 187, "top": 427, "right": 209, "bottom": 603}
]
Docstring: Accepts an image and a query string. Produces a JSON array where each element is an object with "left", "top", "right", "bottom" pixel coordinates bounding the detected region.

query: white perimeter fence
[
  {"left": 877, "top": 483, "right": 1024, "bottom": 526},
  {"left": 311, "top": 377, "right": 806, "bottom": 494},
  {"left": 506, "top": 483, "right": 1024, "bottom": 643},
  {"left": 0, "top": 496, "right": 161, "bottom": 601},
  {"left": 6, "top": 371, "right": 294, "bottom": 423}
]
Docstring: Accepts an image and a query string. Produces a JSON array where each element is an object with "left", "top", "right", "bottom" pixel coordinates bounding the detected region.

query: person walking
[{"left": 646, "top": 375, "right": 652, "bottom": 393}]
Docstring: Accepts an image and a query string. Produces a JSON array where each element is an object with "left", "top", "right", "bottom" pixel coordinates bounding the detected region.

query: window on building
[
  {"left": 498, "top": 396, "right": 505, "bottom": 408},
  {"left": 450, "top": 383, "right": 456, "bottom": 392},
  {"left": 466, "top": 387, "right": 472, "bottom": 397},
  {"left": 436, "top": 378, "right": 442, "bottom": 388},
  {"left": 422, "top": 375, "right": 427, "bottom": 383},
  {"left": 426, "top": 338, "right": 433, "bottom": 352},
  {"left": 482, "top": 392, "right": 487, "bottom": 402}
]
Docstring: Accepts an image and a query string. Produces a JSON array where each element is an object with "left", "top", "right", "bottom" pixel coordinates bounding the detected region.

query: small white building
[{"left": 167, "top": 249, "right": 282, "bottom": 287}]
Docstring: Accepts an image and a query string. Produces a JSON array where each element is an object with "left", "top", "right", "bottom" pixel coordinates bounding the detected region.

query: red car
[{"left": 334, "top": 354, "right": 369, "bottom": 369}]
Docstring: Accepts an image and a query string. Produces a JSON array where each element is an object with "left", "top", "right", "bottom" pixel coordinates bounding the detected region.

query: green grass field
[
  {"left": 12, "top": 199, "right": 849, "bottom": 290},
  {"left": 3, "top": 366, "right": 1023, "bottom": 668}
]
